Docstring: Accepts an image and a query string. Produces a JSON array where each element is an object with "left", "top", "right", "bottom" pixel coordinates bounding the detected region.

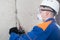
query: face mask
[{"left": 37, "top": 14, "right": 43, "bottom": 22}]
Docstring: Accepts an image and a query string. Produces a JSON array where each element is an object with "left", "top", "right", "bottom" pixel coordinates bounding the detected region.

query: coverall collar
[{"left": 45, "top": 18, "right": 56, "bottom": 22}]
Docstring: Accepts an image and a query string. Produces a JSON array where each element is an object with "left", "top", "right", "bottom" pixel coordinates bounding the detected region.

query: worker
[{"left": 9, "top": 0, "right": 60, "bottom": 40}]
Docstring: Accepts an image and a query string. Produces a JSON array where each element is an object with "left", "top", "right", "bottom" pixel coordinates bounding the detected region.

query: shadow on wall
[
  {"left": 56, "top": 13, "right": 60, "bottom": 26},
  {"left": 56, "top": 0, "right": 60, "bottom": 26}
]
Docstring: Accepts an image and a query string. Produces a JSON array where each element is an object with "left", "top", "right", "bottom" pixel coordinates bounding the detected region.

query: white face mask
[{"left": 37, "top": 14, "right": 43, "bottom": 22}]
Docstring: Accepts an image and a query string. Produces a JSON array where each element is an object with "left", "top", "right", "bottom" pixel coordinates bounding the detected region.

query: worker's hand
[{"left": 9, "top": 27, "right": 25, "bottom": 35}]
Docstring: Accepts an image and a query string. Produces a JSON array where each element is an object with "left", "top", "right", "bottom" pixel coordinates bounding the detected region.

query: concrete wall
[
  {"left": 0, "top": 0, "right": 16, "bottom": 40},
  {"left": 0, "top": 0, "right": 42, "bottom": 40},
  {"left": 17, "top": 0, "right": 42, "bottom": 32}
]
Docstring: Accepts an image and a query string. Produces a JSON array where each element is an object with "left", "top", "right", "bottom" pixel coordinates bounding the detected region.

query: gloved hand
[{"left": 9, "top": 27, "right": 25, "bottom": 35}]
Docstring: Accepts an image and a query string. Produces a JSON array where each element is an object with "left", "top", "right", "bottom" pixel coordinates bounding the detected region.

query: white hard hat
[{"left": 40, "top": 0, "right": 60, "bottom": 15}]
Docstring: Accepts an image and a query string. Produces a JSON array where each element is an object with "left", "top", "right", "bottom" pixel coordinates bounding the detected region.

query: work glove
[{"left": 9, "top": 27, "right": 25, "bottom": 35}]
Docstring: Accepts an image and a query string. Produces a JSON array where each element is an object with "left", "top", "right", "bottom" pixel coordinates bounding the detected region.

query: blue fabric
[
  {"left": 9, "top": 26, "right": 44, "bottom": 40},
  {"left": 9, "top": 18, "right": 60, "bottom": 40}
]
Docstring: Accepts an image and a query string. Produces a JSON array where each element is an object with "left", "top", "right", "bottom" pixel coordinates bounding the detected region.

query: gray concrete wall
[
  {"left": 0, "top": 0, "right": 16, "bottom": 40},
  {"left": 17, "top": 0, "right": 42, "bottom": 32},
  {"left": 0, "top": 0, "right": 42, "bottom": 40}
]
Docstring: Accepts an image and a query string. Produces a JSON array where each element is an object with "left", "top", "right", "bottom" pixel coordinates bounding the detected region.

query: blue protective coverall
[{"left": 9, "top": 18, "right": 60, "bottom": 40}]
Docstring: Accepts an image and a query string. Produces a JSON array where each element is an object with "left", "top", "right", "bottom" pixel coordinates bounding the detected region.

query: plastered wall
[{"left": 0, "top": 0, "right": 42, "bottom": 40}]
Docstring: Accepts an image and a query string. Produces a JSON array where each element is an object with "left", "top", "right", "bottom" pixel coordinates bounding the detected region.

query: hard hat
[{"left": 40, "top": 0, "right": 60, "bottom": 15}]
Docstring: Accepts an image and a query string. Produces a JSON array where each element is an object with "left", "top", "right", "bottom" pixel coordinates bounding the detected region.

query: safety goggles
[{"left": 39, "top": 6, "right": 54, "bottom": 12}]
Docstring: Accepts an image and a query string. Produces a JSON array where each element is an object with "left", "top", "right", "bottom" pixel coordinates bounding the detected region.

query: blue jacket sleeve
[
  {"left": 9, "top": 24, "right": 54, "bottom": 40},
  {"left": 9, "top": 26, "right": 44, "bottom": 40}
]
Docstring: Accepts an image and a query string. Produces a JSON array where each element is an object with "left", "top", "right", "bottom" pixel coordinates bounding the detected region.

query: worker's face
[
  {"left": 39, "top": 8, "right": 47, "bottom": 21},
  {"left": 39, "top": 6, "right": 52, "bottom": 21}
]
